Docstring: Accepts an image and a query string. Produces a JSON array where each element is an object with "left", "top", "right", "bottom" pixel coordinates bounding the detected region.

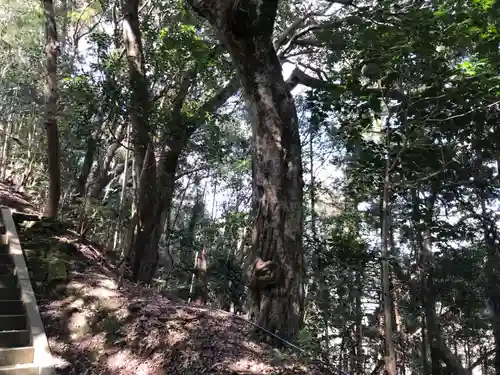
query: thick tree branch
[
  {"left": 187, "top": 75, "right": 240, "bottom": 132},
  {"left": 286, "top": 67, "right": 407, "bottom": 101},
  {"left": 175, "top": 165, "right": 209, "bottom": 180},
  {"left": 180, "top": 5, "right": 335, "bottom": 125},
  {"left": 182, "top": 7, "right": 362, "bottom": 134},
  {"left": 171, "top": 65, "right": 199, "bottom": 121},
  {"left": 90, "top": 160, "right": 132, "bottom": 198},
  {"left": 325, "top": 0, "right": 353, "bottom": 4},
  {"left": 292, "top": 38, "right": 325, "bottom": 47},
  {"left": 274, "top": 15, "right": 310, "bottom": 51},
  {"left": 153, "top": 44, "right": 226, "bottom": 104}
]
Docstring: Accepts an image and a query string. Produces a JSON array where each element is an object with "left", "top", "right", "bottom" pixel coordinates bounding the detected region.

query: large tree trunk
[
  {"left": 42, "top": 0, "right": 61, "bottom": 218},
  {"left": 122, "top": 0, "right": 159, "bottom": 283},
  {"left": 187, "top": 0, "right": 305, "bottom": 340},
  {"left": 132, "top": 146, "right": 181, "bottom": 282}
]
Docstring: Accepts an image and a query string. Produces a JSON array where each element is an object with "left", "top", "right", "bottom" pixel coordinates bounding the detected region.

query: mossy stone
[{"left": 47, "top": 258, "right": 68, "bottom": 282}]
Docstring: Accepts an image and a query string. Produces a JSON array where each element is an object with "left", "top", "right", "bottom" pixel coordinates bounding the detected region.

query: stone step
[
  {"left": 0, "top": 256, "right": 13, "bottom": 266},
  {"left": 0, "top": 347, "right": 34, "bottom": 366},
  {"left": 0, "top": 330, "right": 30, "bottom": 348},
  {"left": 0, "top": 266, "right": 14, "bottom": 277},
  {"left": 0, "top": 316, "right": 27, "bottom": 332},
  {"left": 0, "top": 363, "right": 39, "bottom": 375},
  {"left": 0, "top": 302, "right": 24, "bottom": 316},
  {"left": 0, "top": 277, "right": 17, "bottom": 289},
  {"left": 0, "top": 289, "right": 20, "bottom": 301}
]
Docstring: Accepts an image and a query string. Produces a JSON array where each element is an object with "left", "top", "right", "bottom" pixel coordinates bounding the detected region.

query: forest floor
[{"left": 0, "top": 182, "right": 333, "bottom": 375}]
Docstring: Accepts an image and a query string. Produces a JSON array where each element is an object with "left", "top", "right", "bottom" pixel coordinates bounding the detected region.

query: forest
[{"left": 0, "top": 0, "right": 498, "bottom": 374}]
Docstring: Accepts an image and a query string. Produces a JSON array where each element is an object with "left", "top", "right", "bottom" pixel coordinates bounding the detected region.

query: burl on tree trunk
[{"left": 187, "top": 0, "right": 305, "bottom": 340}]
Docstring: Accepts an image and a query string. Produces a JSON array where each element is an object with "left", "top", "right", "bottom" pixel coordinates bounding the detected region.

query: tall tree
[
  {"left": 42, "top": 0, "right": 61, "bottom": 218},
  {"left": 187, "top": 0, "right": 305, "bottom": 339},
  {"left": 381, "top": 134, "right": 397, "bottom": 375},
  {"left": 121, "top": 0, "right": 159, "bottom": 282}
]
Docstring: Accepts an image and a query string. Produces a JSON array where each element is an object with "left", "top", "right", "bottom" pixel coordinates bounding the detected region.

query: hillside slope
[{"left": 1, "top": 182, "right": 334, "bottom": 375}]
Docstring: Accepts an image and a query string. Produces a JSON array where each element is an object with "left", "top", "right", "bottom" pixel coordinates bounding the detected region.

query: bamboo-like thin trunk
[
  {"left": 113, "top": 122, "right": 131, "bottom": 250},
  {"left": 118, "top": 156, "right": 138, "bottom": 279},
  {"left": 188, "top": 251, "right": 199, "bottom": 303},
  {"left": 1, "top": 121, "right": 12, "bottom": 179}
]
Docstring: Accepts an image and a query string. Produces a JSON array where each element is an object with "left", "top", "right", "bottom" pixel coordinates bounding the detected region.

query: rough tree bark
[
  {"left": 187, "top": 0, "right": 305, "bottom": 339},
  {"left": 42, "top": 0, "right": 61, "bottom": 218},
  {"left": 122, "top": 0, "right": 159, "bottom": 282}
]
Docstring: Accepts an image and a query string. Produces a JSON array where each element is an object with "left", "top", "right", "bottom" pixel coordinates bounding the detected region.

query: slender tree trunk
[
  {"left": 18, "top": 117, "right": 37, "bottom": 188},
  {"left": 89, "top": 122, "right": 124, "bottom": 198},
  {"left": 166, "top": 174, "right": 194, "bottom": 266},
  {"left": 60, "top": 0, "right": 68, "bottom": 51},
  {"left": 425, "top": 272, "right": 444, "bottom": 375},
  {"left": 422, "top": 315, "right": 430, "bottom": 375},
  {"left": 77, "top": 132, "right": 97, "bottom": 196},
  {"left": 486, "top": 248, "right": 500, "bottom": 375},
  {"left": 416, "top": 189, "right": 467, "bottom": 375},
  {"left": 354, "top": 267, "right": 363, "bottom": 375},
  {"left": 192, "top": 247, "right": 208, "bottom": 305},
  {"left": 339, "top": 331, "right": 345, "bottom": 371},
  {"left": 476, "top": 160, "right": 500, "bottom": 375},
  {"left": 0, "top": 120, "right": 11, "bottom": 179},
  {"left": 188, "top": 0, "right": 304, "bottom": 340},
  {"left": 180, "top": 175, "right": 204, "bottom": 270},
  {"left": 381, "top": 153, "right": 397, "bottom": 375},
  {"left": 411, "top": 188, "right": 431, "bottom": 375},
  {"left": 113, "top": 122, "right": 131, "bottom": 250},
  {"left": 42, "top": 0, "right": 61, "bottom": 218},
  {"left": 310, "top": 127, "right": 329, "bottom": 355},
  {"left": 417, "top": 192, "right": 442, "bottom": 375},
  {"left": 119, "top": 157, "right": 137, "bottom": 279}
]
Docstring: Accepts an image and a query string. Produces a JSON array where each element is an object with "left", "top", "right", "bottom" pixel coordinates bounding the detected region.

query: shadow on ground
[{"left": 11, "top": 207, "right": 330, "bottom": 375}]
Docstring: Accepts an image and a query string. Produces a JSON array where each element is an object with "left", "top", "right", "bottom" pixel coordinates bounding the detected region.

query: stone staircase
[{"left": 0, "top": 207, "right": 55, "bottom": 375}]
